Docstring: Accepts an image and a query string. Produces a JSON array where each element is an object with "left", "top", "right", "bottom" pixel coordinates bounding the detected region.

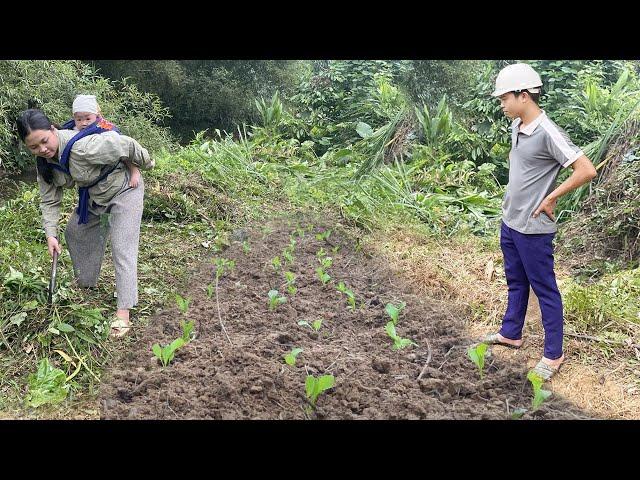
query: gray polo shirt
[{"left": 502, "top": 111, "right": 583, "bottom": 234}]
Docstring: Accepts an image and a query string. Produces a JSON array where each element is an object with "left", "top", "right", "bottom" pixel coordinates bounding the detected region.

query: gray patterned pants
[{"left": 64, "top": 177, "right": 144, "bottom": 309}]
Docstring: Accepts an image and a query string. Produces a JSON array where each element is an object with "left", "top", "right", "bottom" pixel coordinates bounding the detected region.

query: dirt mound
[{"left": 99, "top": 214, "right": 592, "bottom": 419}]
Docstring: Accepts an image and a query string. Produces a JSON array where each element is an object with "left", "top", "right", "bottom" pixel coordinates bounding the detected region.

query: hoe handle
[{"left": 48, "top": 250, "right": 58, "bottom": 304}]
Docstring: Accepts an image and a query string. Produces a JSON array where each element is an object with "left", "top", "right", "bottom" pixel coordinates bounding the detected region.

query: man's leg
[
  {"left": 498, "top": 221, "right": 530, "bottom": 343},
  {"left": 64, "top": 211, "right": 108, "bottom": 288},
  {"left": 513, "top": 230, "right": 564, "bottom": 361}
]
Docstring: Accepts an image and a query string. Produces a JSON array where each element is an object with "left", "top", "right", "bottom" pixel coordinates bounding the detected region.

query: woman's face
[{"left": 25, "top": 127, "right": 59, "bottom": 159}]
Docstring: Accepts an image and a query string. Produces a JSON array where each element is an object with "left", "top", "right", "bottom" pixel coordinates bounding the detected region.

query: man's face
[
  {"left": 25, "top": 127, "right": 59, "bottom": 159},
  {"left": 73, "top": 111, "right": 98, "bottom": 130},
  {"left": 498, "top": 92, "right": 521, "bottom": 119}
]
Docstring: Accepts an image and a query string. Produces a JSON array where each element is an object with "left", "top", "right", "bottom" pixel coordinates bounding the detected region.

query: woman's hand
[{"left": 47, "top": 236, "right": 62, "bottom": 257}]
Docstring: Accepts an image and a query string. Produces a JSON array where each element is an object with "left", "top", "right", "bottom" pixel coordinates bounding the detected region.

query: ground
[{"left": 99, "top": 213, "right": 595, "bottom": 419}]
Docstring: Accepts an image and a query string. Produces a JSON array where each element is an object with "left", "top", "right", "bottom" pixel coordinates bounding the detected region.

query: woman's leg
[
  {"left": 107, "top": 178, "right": 145, "bottom": 315},
  {"left": 64, "top": 211, "right": 108, "bottom": 288}
]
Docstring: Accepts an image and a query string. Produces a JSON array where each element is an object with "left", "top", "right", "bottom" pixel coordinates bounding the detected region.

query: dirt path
[{"left": 99, "top": 214, "right": 592, "bottom": 419}]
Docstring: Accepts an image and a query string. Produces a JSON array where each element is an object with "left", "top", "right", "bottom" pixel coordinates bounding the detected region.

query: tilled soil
[{"left": 99, "top": 215, "right": 593, "bottom": 419}]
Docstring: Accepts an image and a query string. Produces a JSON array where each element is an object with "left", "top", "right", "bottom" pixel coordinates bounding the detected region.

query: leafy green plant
[
  {"left": 206, "top": 284, "right": 215, "bottom": 299},
  {"left": 152, "top": 337, "right": 186, "bottom": 368},
  {"left": 316, "top": 267, "right": 331, "bottom": 286},
  {"left": 24, "top": 358, "right": 70, "bottom": 408},
  {"left": 181, "top": 320, "right": 195, "bottom": 342},
  {"left": 242, "top": 240, "right": 251, "bottom": 253},
  {"left": 175, "top": 294, "right": 190, "bottom": 315},
  {"left": 316, "top": 247, "right": 327, "bottom": 260},
  {"left": 384, "top": 322, "right": 416, "bottom": 350},
  {"left": 282, "top": 246, "right": 295, "bottom": 265},
  {"left": 385, "top": 301, "right": 406, "bottom": 325},
  {"left": 298, "top": 319, "right": 323, "bottom": 332},
  {"left": 315, "top": 229, "right": 332, "bottom": 242},
  {"left": 284, "top": 347, "right": 303, "bottom": 366},
  {"left": 467, "top": 343, "right": 488, "bottom": 379},
  {"left": 268, "top": 289, "right": 287, "bottom": 310},
  {"left": 305, "top": 374, "right": 335, "bottom": 408},
  {"left": 336, "top": 281, "right": 356, "bottom": 309},
  {"left": 271, "top": 256, "right": 282, "bottom": 272},
  {"left": 319, "top": 256, "right": 333, "bottom": 269},
  {"left": 214, "top": 257, "right": 236, "bottom": 280},
  {"left": 284, "top": 271, "right": 297, "bottom": 295},
  {"left": 527, "top": 370, "right": 553, "bottom": 410}
]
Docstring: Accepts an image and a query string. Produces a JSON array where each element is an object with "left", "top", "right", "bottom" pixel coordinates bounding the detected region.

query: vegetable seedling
[
  {"left": 384, "top": 321, "right": 417, "bottom": 350},
  {"left": 315, "top": 230, "right": 332, "bottom": 242},
  {"left": 305, "top": 374, "right": 335, "bottom": 408},
  {"left": 181, "top": 320, "right": 195, "bottom": 342},
  {"left": 336, "top": 281, "right": 356, "bottom": 309},
  {"left": 175, "top": 294, "right": 190, "bottom": 315},
  {"left": 268, "top": 289, "right": 287, "bottom": 310},
  {"left": 214, "top": 257, "right": 235, "bottom": 280},
  {"left": 242, "top": 240, "right": 251, "bottom": 253},
  {"left": 298, "top": 319, "right": 323, "bottom": 332},
  {"left": 319, "top": 256, "right": 333, "bottom": 269},
  {"left": 284, "top": 271, "right": 297, "bottom": 295},
  {"left": 385, "top": 301, "right": 406, "bottom": 325},
  {"left": 283, "top": 347, "right": 303, "bottom": 366},
  {"left": 316, "top": 267, "right": 331, "bottom": 285},
  {"left": 467, "top": 343, "right": 488, "bottom": 379},
  {"left": 527, "top": 370, "right": 553, "bottom": 410},
  {"left": 271, "top": 256, "right": 282, "bottom": 272},
  {"left": 205, "top": 284, "right": 215, "bottom": 299},
  {"left": 152, "top": 337, "right": 186, "bottom": 367},
  {"left": 316, "top": 247, "right": 327, "bottom": 260},
  {"left": 282, "top": 246, "right": 295, "bottom": 265}
]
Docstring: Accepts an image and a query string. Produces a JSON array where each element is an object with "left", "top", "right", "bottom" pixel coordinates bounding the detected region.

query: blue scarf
[{"left": 51, "top": 118, "right": 121, "bottom": 224}]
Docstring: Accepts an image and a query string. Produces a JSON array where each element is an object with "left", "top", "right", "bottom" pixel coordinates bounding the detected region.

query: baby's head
[{"left": 72, "top": 94, "right": 101, "bottom": 130}]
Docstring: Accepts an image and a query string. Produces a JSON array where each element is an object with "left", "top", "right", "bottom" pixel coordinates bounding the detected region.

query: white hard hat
[{"left": 491, "top": 63, "right": 543, "bottom": 97}]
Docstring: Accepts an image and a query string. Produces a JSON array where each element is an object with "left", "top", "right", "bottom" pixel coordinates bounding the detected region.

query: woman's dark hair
[
  {"left": 16, "top": 109, "right": 55, "bottom": 184},
  {"left": 16, "top": 108, "right": 53, "bottom": 142}
]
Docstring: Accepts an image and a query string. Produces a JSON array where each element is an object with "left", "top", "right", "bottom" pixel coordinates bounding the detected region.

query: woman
[{"left": 16, "top": 108, "right": 155, "bottom": 337}]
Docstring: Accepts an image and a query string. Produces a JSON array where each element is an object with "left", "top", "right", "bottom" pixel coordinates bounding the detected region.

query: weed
[
  {"left": 315, "top": 229, "right": 332, "bottom": 242},
  {"left": 24, "top": 358, "right": 70, "bottom": 408},
  {"left": 175, "top": 294, "right": 190, "bottom": 315},
  {"left": 242, "top": 240, "right": 251, "bottom": 253}
]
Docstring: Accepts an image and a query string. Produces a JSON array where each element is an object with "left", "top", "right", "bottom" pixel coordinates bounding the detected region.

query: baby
[{"left": 72, "top": 94, "right": 141, "bottom": 188}]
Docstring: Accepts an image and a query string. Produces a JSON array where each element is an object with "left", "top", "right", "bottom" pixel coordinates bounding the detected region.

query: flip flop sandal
[
  {"left": 110, "top": 316, "right": 131, "bottom": 338},
  {"left": 480, "top": 333, "right": 523, "bottom": 350},
  {"left": 531, "top": 359, "right": 562, "bottom": 381}
]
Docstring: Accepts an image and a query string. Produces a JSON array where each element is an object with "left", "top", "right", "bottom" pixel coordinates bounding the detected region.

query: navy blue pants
[{"left": 499, "top": 221, "right": 564, "bottom": 360}]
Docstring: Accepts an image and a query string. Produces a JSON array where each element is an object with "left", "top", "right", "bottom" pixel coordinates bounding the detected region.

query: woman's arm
[{"left": 37, "top": 174, "right": 64, "bottom": 255}]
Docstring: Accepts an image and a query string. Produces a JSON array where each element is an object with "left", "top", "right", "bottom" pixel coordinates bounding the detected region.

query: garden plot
[{"left": 99, "top": 216, "right": 591, "bottom": 419}]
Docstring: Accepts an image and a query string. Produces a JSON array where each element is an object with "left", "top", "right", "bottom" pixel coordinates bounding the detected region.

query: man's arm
[{"left": 533, "top": 155, "right": 598, "bottom": 220}]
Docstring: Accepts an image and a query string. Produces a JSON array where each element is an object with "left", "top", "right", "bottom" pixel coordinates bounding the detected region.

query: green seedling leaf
[
  {"left": 467, "top": 343, "right": 488, "bottom": 379},
  {"left": 385, "top": 321, "right": 417, "bottom": 350},
  {"left": 214, "top": 257, "right": 235, "bottom": 280},
  {"left": 153, "top": 337, "right": 187, "bottom": 367},
  {"left": 283, "top": 248, "right": 294, "bottom": 265},
  {"left": 284, "top": 271, "right": 296, "bottom": 284},
  {"left": 511, "top": 408, "right": 527, "bottom": 419},
  {"left": 320, "top": 256, "right": 333, "bottom": 269},
  {"left": 57, "top": 323, "right": 75, "bottom": 333},
  {"left": 527, "top": 370, "right": 553, "bottom": 410},
  {"left": 287, "top": 285, "right": 297, "bottom": 295},
  {"left": 267, "top": 289, "right": 287, "bottom": 310},
  {"left": 312, "top": 319, "right": 323, "bottom": 331},
  {"left": 25, "top": 358, "right": 69, "bottom": 408},
  {"left": 315, "top": 230, "right": 332, "bottom": 241},
  {"left": 385, "top": 301, "right": 406, "bottom": 325},
  {"left": 181, "top": 320, "right": 195, "bottom": 342},
  {"left": 284, "top": 347, "right": 303, "bottom": 366},
  {"left": 10, "top": 312, "right": 27, "bottom": 326},
  {"left": 175, "top": 294, "right": 190, "bottom": 315},
  {"left": 242, "top": 240, "right": 251, "bottom": 253},
  {"left": 305, "top": 374, "right": 335, "bottom": 406},
  {"left": 316, "top": 267, "right": 331, "bottom": 285},
  {"left": 271, "top": 256, "right": 282, "bottom": 272},
  {"left": 206, "top": 284, "right": 215, "bottom": 299},
  {"left": 316, "top": 247, "right": 327, "bottom": 259}
]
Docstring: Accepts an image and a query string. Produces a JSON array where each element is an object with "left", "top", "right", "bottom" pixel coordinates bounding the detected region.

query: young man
[{"left": 482, "top": 63, "right": 597, "bottom": 380}]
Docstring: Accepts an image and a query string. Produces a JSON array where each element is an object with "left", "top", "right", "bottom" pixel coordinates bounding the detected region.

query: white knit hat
[{"left": 72, "top": 94, "right": 99, "bottom": 114}]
